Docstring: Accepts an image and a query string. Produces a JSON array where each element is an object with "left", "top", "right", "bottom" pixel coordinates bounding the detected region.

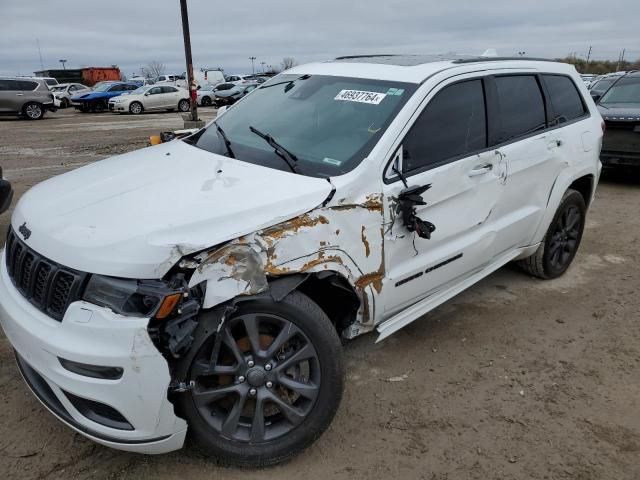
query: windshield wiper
[
  {"left": 214, "top": 122, "right": 235, "bottom": 158},
  {"left": 249, "top": 126, "right": 300, "bottom": 174},
  {"left": 258, "top": 74, "right": 311, "bottom": 91}
]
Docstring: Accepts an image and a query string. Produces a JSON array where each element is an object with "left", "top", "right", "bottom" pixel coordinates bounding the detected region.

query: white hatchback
[
  {"left": 0, "top": 55, "right": 602, "bottom": 466},
  {"left": 108, "top": 85, "right": 191, "bottom": 114}
]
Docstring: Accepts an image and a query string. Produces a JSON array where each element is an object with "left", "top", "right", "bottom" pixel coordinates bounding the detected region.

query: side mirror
[
  {"left": 144, "top": 92, "right": 151, "bottom": 96},
  {"left": 590, "top": 93, "right": 601, "bottom": 103}
]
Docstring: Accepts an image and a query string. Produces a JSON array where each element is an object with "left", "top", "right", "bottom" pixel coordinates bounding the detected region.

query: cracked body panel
[{"left": 188, "top": 193, "right": 385, "bottom": 337}]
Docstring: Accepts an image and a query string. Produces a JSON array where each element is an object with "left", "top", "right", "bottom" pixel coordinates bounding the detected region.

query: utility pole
[
  {"left": 59, "top": 59, "right": 67, "bottom": 70},
  {"left": 249, "top": 56, "right": 256, "bottom": 75},
  {"left": 617, "top": 49, "right": 626, "bottom": 72},
  {"left": 179, "top": 0, "right": 203, "bottom": 127},
  {"left": 260, "top": 61, "right": 266, "bottom": 73},
  {"left": 586, "top": 46, "right": 592, "bottom": 64},
  {"left": 36, "top": 39, "right": 44, "bottom": 71}
]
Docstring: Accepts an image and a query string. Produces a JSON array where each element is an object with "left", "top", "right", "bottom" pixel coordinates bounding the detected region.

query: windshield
[
  {"left": 591, "top": 78, "right": 616, "bottom": 93},
  {"left": 94, "top": 83, "right": 114, "bottom": 92},
  {"left": 599, "top": 77, "right": 640, "bottom": 105},
  {"left": 50, "top": 86, "right": 66, "bottom": 92},
  {"left": 189, "top": 74, "right": 416, "bottom": 177}
]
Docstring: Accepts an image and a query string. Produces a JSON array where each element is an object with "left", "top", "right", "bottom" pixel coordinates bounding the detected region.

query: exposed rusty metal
[{"left": 361, "top": 225, "right": 370, "bottom": 257}]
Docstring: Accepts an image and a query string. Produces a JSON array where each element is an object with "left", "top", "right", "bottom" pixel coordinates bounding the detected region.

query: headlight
[{"left": 82, "top": 275, "right": 182, "bottom": 319}]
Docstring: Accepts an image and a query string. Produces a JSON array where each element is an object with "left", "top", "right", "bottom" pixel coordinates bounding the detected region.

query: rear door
[
  {"left": 382, "top": 76, "right": 506, "bottom": 315},
  {"left": 486, "top": 74, "right": 564, "bottom": 256},
  {"left": 0, "top": 79, "right": 21, "bottom": 113}
]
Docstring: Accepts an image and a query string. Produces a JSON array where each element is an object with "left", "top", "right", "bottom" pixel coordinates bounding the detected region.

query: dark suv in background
[
  {"left": 598, "top": 71, "right": 640, "bottom": 168},
  {"left": 0, "top": 77, "right": 55, "bottom": 120}
]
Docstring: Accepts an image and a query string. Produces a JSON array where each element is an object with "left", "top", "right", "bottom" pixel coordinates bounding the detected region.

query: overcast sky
[{"left": 1, "top": 0, "right": 638, "bottom": 77}]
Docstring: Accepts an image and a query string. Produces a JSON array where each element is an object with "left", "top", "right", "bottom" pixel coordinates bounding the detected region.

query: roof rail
[
  {"left": 452, "top": 56, "right": 558, "bottom": 64},
  {"left": 334, "top": 54, "right": 400, "bottom": 60}
]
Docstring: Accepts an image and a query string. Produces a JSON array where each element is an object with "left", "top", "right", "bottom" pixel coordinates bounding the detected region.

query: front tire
[
  {"left": 517, "top": 188, "right": 586, "bottom": 279},
  {"left": 129, "top": 101, "right": 143, "bottom": 115},
  {"left": 178, "top": 99, "right": 191, "bottom": 112},
  {"left": 176, "top": 291, "right": 344, "bottom": 467},
  {"left": 201, "top": 96, "right": 212, "bottom": 106},
  {"left": 23, "top": 102, "right": 44, "bottom": 120},
  {"left": 61, "top": 98, "right": 70, "bottom": 108},
  {"left": 92, "top": 101, "right": 106, "bottom": 113}
]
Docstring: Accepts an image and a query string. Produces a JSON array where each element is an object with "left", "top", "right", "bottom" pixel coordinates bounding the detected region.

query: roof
[{"left": 285, "top": 55, "right": 569, "bottom": 84}]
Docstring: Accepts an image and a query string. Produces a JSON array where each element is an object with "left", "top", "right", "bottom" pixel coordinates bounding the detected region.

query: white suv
[{"left": 0, "top": 55, "right": 602, "bottom": 466}]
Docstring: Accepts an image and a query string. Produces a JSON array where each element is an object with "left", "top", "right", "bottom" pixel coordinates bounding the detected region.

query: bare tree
[
  {"left": 145, "top": 60, "right": 166, "bottom": 79},
  {"left": 280, "top": 57, "right": 297, "bottom": 71}
]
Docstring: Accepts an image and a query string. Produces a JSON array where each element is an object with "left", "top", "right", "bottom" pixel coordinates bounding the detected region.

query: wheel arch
[{"left": 530, "top": 168, "right": 597, "bottom": 245}]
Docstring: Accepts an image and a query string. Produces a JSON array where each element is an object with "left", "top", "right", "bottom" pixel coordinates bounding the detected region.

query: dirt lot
[{"left": 0, "top": 109, "right": 639, "bottom": 480}]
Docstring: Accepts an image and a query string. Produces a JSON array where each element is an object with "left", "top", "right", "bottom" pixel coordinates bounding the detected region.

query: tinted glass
[
  {"left": 543, "top": 75, "right": 586, "bottom": 122},
  {"left": 149, "top": 87, "right": 162, "bottom": 94},
  {"left": 0, "top": 80, "right": 15, "bottom": 91},
  {"left": 495, "top": 76, "right": 546, "bottom": 143},
  {"left": 162, "top": 86, "right": 177, "bottom": 93},
  {"left": 591, "top": 78, "right": 616, "bottom": 94},
  {"left": 402, "top": 79, "right": 487, "bottom": 172},
  {"left": 191, "top": 74, "right": 416, "bottom": 177},
  {"left": 109, "top": 84, "right": 123, "bottom": 92},
  {"left": 599, "top": 76, "right": 640, "bottom": 105},
  {"left": 17, "top": 81, "right": 38, "bottom": 91}
]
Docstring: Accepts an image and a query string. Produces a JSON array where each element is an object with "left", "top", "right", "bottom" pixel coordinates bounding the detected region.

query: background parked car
[
  {"left": 589, "top": 72, "right": 625, "bottom": 101},
  {"left": 0, "top": 77, "right": 55, "bottom": 119},
  {"left": 49, "top": 83, "right": 91, "bottom": 108},
  {"left": 154, "top": 74, "right": 187, "bottom": 88},
  {"left": 214, "top": 83, "right": 258, "bottom": 106},
  {"left": 196, "top": 82, "right": 235, "bottom": 106},
  {"left": 225, "top": 74, "right": 254, "bottom": 85},
  {"left": 109, "top": 85, "right": 191, "bottom": 114},
  {"left": 71, "top": 81, "right": 139, "bottom": 112},
  {"left": 598, "top": 71, "right": 640, "bottom": 168},
  {"left": 194, "top": 69, "right": 225, "bottom": 89}
]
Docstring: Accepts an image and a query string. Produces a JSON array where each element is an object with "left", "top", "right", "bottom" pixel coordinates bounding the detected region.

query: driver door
[
  {"left": 381, "top": 77, "right": 507, "bottom": 316},
  {"left": 145, "top": 86, "right": 163, "bottom": 110}
]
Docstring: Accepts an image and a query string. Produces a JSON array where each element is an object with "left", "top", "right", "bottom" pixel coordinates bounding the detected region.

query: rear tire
[
  {"left": 61, "top": 98, "right": 70, "bottom": 108},
  {"left": 178, "top": 99, "right": 191, "bottom": 112},
  {"left": 517, "top": 188, "right": 586, "bottom": 279},
  {"left": 23, "top": 102, "right": 44, "bottom": 120},
  {"left": 176, "top": 291, "right": 344, "bottom": 467}
]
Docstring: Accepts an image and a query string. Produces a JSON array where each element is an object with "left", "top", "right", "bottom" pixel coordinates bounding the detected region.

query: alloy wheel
[
  {"left": 548, "top": 204, "right": 581, "bottom": 270},
  {"left": 25, "top": 104, "right": 42, "bottom": 119},
  {"left": 189, "top": 313, "right": 321, "bottom": 443}
]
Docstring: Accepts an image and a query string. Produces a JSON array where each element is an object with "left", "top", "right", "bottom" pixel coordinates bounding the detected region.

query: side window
[
  {"left": 494, "top": 76, "right": 546, "bottom": 143},
  {"left": 149, "top": 87, "right": 162, "bottom": 95},
  {"left": 17, "top": 81, "right": 37, "bottom": 91},
  {"left": 543, "top": 75, "right": 587, "bottom": 122},
  {"left": 109, "top": 84, "right": 123, "bottom": 92},
  {"left": 0, "top": 80, "right": 11, "bottom": 91},
  {"left": 403, "top": 79, "right": 487, "bottom": 172},
  {"left": 162, "top": 86, "right": 177, "bottom": 93}
]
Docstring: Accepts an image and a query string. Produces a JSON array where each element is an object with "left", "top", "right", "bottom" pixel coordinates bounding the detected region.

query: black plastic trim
[
  {"left": 58, "top": 357, "right": 124, "bottom": 380},
  {"left": 15, "top": 352, "right": 171, "bottom": 445}
]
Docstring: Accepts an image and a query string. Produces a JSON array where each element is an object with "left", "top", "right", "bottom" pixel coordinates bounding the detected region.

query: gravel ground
[{"left": 0, "top": 108, "right": 639, "bottom": 480}]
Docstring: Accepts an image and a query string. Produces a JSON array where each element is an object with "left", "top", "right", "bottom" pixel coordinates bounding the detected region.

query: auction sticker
[{"left": 334, "top": 89, "right": 386, "bottom": 105}]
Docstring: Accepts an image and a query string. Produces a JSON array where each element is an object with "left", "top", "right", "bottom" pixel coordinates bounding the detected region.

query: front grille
[{"left": 5, "top": 228, "right": 88, "bottom": 321}]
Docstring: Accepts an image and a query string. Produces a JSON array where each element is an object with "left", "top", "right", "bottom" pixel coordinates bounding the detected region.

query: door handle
[
  {"left": 16, "top": 93, "right": 23, "bottom": 96},
  {"left": 468, "top": 163, "right": 493, "bottom": 177}
]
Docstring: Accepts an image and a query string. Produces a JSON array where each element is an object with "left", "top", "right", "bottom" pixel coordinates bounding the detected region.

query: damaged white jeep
[{"left": 0, "top": 55, "right": 602, "bottom": 466}]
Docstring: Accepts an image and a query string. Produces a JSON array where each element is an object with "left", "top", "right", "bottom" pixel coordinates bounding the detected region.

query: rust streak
[
  {"left": 262, "top": 213, "right": 330, "bottom": 240},
  {"left": 361, "top": 226, "right": 370, "bottom": 257},
  {"left": 355, "top": 272, "right": 383, "bottom": 294}
]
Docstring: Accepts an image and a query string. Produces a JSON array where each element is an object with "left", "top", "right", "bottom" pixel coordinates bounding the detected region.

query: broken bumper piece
[{"left": 0, "top": 253, "right": 187, "bottom": 454}]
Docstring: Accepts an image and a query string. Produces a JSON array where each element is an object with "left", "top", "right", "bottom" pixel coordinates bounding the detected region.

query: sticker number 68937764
[{"left": 334, "top": 89, "right": 387, "bottom": 105}]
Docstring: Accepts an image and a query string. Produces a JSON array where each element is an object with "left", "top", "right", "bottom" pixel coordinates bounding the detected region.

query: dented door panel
[{"left": 381, "top": 150, "right": 504, "bottom": 316}]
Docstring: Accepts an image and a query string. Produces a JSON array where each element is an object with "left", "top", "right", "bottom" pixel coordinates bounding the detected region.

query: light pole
[
  {"left": 249, "top": 56, "right": 256, "bottom": 75},
  {"left": 260, "top": 61, "right": 266, "bottom": 73},
  {"left": 59, "top": 59, "right": 67, "bottom": 70}
]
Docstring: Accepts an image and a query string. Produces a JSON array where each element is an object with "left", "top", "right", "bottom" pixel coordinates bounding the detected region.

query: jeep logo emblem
[{"left": 18, "top": 222, "right": 31, "bottom": 240}]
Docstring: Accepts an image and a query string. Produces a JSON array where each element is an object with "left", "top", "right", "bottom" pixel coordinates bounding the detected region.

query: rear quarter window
[
  {"left": 543, "top": 75, "right": 587, "bottom": 122},
  {"left": 17, "top": 81, "right": 38, "bottom": 91}
]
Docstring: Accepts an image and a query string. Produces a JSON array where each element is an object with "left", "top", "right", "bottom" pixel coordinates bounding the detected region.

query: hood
[
  {"left": 12, "top": 141, "right": 333, "bottom": 279},
  {"left": 598, "top": 103, "right": 640, "bottom": 121},
  {"left": 71, "top": 91, "right": 111, "bottom": 101},
  {"left": 216, "top": 90, "right": 239, "bottom": 98}
]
